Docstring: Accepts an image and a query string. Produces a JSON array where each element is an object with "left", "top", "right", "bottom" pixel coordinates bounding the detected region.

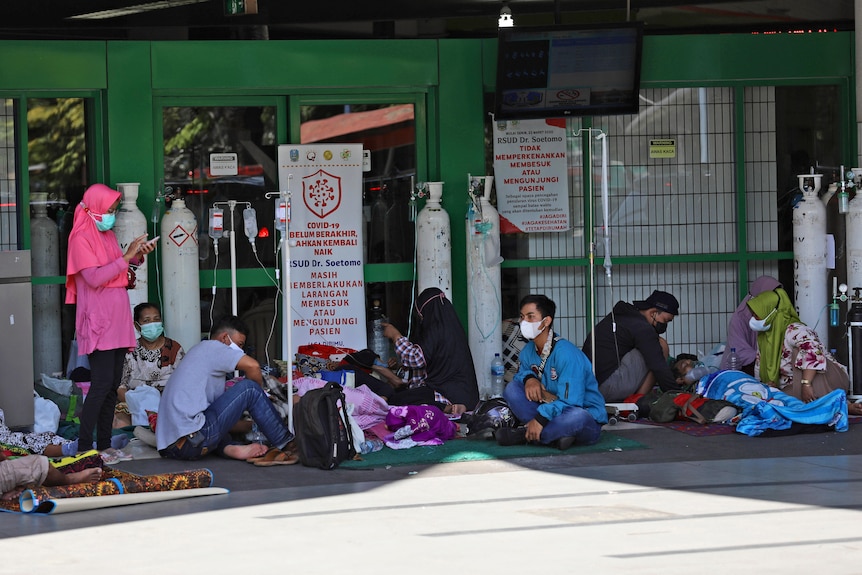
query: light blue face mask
[
  {"left": 227, "top": 334, "right": 243, "bottom": 353},
  {"left": 95, "top": 212, "right": 116, "bottom": 232},
  {"left": 138, "top": 322, "right": 164, "bottom": 342}
]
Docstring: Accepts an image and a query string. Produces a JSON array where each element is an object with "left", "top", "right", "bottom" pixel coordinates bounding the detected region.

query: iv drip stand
[
  {"left": 575, "top": 127, "right": 607, "bottom": 374},
  {"left": 266, "top": 178, "right": 294, "bottom": 433}
]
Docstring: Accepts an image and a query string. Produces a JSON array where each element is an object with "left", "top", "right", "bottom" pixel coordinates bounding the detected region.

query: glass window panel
[
  {"left": 162, "top": 105, "right": 278, "bottom": 332},
  {"left": 0, "top": 98, "right": 18, "bottom": 249},
  {"left": 163, "top": 105, "right": 277, "bottom": 270},
  {"left": 27, "top": 97, "right": 90, "bottom": 380},
  {"left": 299, "top": 103, "right": 417, "bottom": 267}
]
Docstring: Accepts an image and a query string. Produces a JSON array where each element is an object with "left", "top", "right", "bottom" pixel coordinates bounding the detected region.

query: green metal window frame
[
  {"left": 290, "top": 91, "right": 432, "bottom": 287},
  {"left": 153, "top": 94, "right": 285, "bottom": 290},
  {"left": 494, "top": 77, "right": 852, "bottom": 309},
  {"left": 10, "top": 89, "right": 106, "bottom": 286}
]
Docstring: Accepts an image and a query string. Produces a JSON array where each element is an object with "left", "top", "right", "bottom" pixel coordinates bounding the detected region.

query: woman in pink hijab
[{"left": 66, "top": 184, "right": 155, "bottom": 460}]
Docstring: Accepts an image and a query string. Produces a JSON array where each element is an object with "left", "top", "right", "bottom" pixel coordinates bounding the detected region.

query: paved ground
[{"left": 2, "top": 421, "right": 862, "bottom": 574}]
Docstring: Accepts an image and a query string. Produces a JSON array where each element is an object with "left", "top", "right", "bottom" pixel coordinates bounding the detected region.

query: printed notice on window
[
  {"left": 277, "top": 144, "right": 366, "bottom": 351},
  {"left": 493, "top": 118, "right": 570, "bottom": 233}
]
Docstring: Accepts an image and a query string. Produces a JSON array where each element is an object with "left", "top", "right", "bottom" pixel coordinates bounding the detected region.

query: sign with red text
[
  {"left": 493, "top": 118, "right": 570, "bottom": 233},
  {"left": 277, "top": 144, "right": 366, "bottom": 352}
]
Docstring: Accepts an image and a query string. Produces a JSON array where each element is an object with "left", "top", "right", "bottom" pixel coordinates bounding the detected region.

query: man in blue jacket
[
  {"left": 498, "top": 294, "right": 608, "bottom": 450},
  {"left": 583, "top": 289, "right": 682, "bottom": 402}
]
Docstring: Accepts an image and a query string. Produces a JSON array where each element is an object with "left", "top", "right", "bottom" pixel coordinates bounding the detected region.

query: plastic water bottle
[
  {"left": 359, "top": 438, "right": 384, "bottom": 454},
  {"left": 491, "top": 353, "right": 505, "bottom": 396},
  {"left": 728, "top": 347, "right": 739, "bottom": 371},
  {"left": 250, "top": 423, "right": 265, "bottom": 444},
  {"left": 368, "top": 299, "right": 390, "bottom": 363}
]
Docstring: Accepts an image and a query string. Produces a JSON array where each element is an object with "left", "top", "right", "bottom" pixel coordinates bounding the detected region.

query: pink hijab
[{"left": 65, "top": 184, "right": 125, "bottom": 303}]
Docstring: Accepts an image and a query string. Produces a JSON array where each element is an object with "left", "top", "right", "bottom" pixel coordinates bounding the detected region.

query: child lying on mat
[
  {"left": 0, "top": 451, "right": 102, "bottom": 501},
  {"left": 672, "top": 357, "right": 857, "bottom": 436}
]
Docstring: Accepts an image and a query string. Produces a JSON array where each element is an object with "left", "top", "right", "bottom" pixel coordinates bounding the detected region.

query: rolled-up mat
[
  {"left": 1, "top": 453, "right": 219, "bottom": 514},
  {"left": 18, "top": 486, "right": 229, "bottom": 514}
]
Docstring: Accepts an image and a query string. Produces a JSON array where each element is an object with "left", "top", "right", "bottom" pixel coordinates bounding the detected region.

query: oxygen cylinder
[
  {"left": 113, "top": 183, "right": 149, "bottom": 313},
  {"left": 792, "top": 175, "right": 828, "bottom": 344},
  {"left": 466, "top": 176, "right": 503, "bottom": 399},
  {"left": 160, "top": 198, "right": 201, "bottom": 350},
  {"left": 367, "top": 298, "right": 389, "bottom": 364},
  {"left": 416, "top": 182, "right": 452, "bottom": 300},
  {"left": 30, "top": 192, "right": 62, "bottom": 378},
  {"left": 847, "top": 192, "right": 862, "bottom": 293},
  {"left": 849, "top": 301, "right": 862, "bottom": 396}
]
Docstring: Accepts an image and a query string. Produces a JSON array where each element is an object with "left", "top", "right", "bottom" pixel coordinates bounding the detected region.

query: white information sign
[
  {"left": 277, "top": 144, "right": 367, "bottom": 351},
  {"left": 209, "top": 153, "right": 238, "bottom": 176},
  {"left": 493, "top": 118, "right": 570, "bottom": 233}
]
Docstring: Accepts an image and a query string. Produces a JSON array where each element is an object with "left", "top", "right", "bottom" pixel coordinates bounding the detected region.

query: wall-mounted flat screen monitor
[{"left": 494, "top": 22, "right": 643, "bottom": 120}]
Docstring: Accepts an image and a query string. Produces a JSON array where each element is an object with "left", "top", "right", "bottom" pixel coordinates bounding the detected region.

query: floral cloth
[
  {"left": 0, "top": 409, "right": 71, "bottom": 454},
  {"left": 756, "top": 323, "right": 847, "bottom": 389},
  {"left": 120, "top": 337, "right": 185, "bottom": 392}
]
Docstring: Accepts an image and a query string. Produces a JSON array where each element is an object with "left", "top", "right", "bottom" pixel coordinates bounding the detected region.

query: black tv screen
[{"left": 494, "top": 22, "right": 643, "bottom": 120}]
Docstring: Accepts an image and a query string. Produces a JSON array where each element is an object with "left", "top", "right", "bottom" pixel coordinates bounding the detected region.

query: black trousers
[{"left": 79, "top": 348, "right": 124, "bottom": 451}]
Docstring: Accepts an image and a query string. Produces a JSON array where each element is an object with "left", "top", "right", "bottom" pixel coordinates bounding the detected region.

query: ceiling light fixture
[
  {"left": 69, "top": 0, "right": 208, "bottom": 20},
  {"left": 498, "top": 4, "right": 514, "bottom": 28}
]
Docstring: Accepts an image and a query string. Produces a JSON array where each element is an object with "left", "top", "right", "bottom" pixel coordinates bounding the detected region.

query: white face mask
[
  {"left": 748, "top": 316, "right": 772, "bottom": 332},
  {"left": 749, "top": 307, "right": 776, "bottom": 332},
  {"left": 226, "top": 334, "right": 244, "bottom": 353},
  {"left": 520, "top": 319, "right": 545, "bottom": 340}
]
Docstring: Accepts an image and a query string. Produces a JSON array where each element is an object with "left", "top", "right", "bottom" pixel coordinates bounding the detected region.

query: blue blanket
[{"left": 695, "top": 370, "right": 847, "bottom": 436}]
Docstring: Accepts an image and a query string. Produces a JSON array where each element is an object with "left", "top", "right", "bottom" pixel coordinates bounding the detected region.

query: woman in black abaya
[{"left": 382, "top": 287, "right": 480, "bottom": 413}]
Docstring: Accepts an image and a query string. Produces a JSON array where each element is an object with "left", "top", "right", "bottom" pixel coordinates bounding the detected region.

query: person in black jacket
[{"left": 583, "top": 290, "right": 682, "bottom": 402}]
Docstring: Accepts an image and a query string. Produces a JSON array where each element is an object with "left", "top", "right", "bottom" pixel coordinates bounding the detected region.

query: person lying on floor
[
  {"left": 0, "top": 451, "right": 102, "bottom": 501},
  {"left": 155, "top": 315, "right": 297, "bottom": 466},
  {"left": 497, "top": 294, "right": 608, "bottom": 450},
  {"left": 0, "top": 407, "right": 80, "bottom": 458},
  {"left": 673, "top": 358, "right": 855, "bottom": 436}
]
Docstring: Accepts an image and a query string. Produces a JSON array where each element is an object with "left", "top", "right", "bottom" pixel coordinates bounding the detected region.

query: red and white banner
[
  {"left": 277, "top": 144, "right": 366, "bottom": 351},
  {"left": 493, "top": 118, "right": 570, "bottom": 233}
]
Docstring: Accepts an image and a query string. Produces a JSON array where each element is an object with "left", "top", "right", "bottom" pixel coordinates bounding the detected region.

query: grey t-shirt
[{"left": 156, "top": 339, "right": 244, "bottom": 450}]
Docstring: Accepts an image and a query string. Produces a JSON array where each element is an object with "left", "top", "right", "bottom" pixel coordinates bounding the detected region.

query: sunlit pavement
[{"left": 2, "top": 423, "right": 862, "bottom": 573}]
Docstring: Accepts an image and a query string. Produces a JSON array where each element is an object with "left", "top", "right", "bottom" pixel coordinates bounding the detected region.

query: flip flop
[
  {"left": 252, "top": 447, "right": 299, "bottom": 467},
  {"left": 245, "top": 446, "right": 276, "bottom": 464}
]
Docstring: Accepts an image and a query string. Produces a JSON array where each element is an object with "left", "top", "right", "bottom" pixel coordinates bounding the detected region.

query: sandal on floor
[
  {"left": 99, "top": 450, "right": 120, "bottom": 465},
  {"left": 245, "top": 446, "right": 277, "bottom": 463},
  {"left": 252, "top": 447, "right": 299, "bottom": 467}
]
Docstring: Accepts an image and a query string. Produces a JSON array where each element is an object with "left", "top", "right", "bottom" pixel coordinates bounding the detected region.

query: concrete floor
[{"left": 2, "top": 421, "right": 862, "bottom": 574}]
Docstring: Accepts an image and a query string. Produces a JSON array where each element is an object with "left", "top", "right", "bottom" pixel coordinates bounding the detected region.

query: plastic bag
[
  {"left": 125, "top": 386, "right": 162, "bottom": 427},
  {"left": 66, "top": 336, "right": 90, "bottom": 377},
  {"left": 41, "top": 373, "right": 73, "bottom": 396},
  {"left": 33, "top": 392, "right": 61, "bottom": 434}
]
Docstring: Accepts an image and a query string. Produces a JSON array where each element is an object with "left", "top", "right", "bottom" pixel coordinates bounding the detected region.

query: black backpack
[{"left": 293, "top": 381, "right": 356, "bottom": 469}]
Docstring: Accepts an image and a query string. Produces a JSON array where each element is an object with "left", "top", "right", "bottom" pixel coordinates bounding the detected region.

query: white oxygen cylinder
[
  {"left": 466, "top": 176, "right": 503, "bottom": 399},
  {"left": 416, "top": 182, "right": 452, "bottom": 300},
  {"left": 30, "top": 192, "right": 62, "bottom": 378},
  {"left": 792, "top": 174, "right": 829, "bottom": 344},
  {"left": 113, "top": 183, "right": 149, "bottom": 314},
  {"left": 847, "top": 184, "right": 862, "bottom": 292},
  {"left": 160, "top": 198, "right": 201, "bottom": 350}
]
